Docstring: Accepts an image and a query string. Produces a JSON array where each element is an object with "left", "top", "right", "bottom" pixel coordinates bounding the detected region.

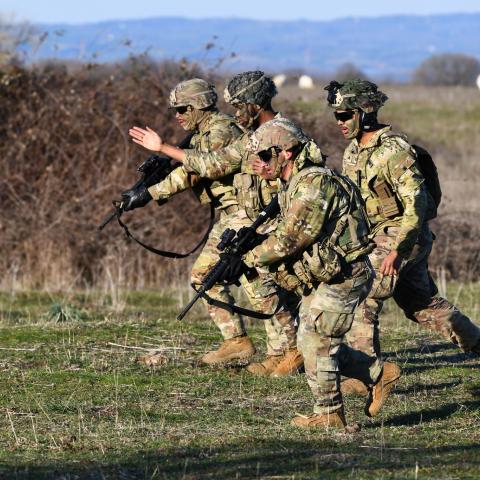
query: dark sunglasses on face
[
  {"left": 175, "top": 106, "right": 190, "bottom": 114},
  {"left": 258, "top": 147, "right": 281, "bottom": 162},
  {"left": 334, "top": 110, "right": 356, "bottom": 122}
]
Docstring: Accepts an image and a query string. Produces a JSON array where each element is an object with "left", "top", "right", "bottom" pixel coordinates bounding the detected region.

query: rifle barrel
[
  {"left": 177, "top": 289, "right": 204, "bottom": 321},
  {"left": 98, "top": 210, "right": 118, "bottom": 231}
]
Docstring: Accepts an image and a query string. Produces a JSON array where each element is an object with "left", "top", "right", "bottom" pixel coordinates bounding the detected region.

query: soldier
[
  {"left": 242, "top": 118, "right": 400, "bottom": 429},
  {"left": 126, "top": 78, "right": 243, "bottom": 365},
  {"left": 324, "top": 79, "right": 480, "bottom": 393},
  {"left": 129, "top": 72, "right": 303, "bottom": 377}
]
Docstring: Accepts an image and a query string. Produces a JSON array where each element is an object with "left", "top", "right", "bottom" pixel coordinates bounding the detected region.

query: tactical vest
[
  {"left": 233, "top": 172, "right": 278, "bottom": 220},
  {"left": 344, "top": 131, "right": 437, "bottom": 228},
  {"left": 279, "top": 166, "right": 372, "bottom": 285}
]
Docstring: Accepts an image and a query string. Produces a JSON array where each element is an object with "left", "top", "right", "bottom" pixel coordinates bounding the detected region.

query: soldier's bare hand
[
  {"left": 380, "top": 250, "right": 402, "bottom": 276},
  {"left": 129, "top": 126, "right": 163, "bottom": 152}
]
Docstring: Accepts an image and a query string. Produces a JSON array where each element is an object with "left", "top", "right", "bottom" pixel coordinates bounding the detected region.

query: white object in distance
[
  {"left": 273, "top": 74, "right": 287, "bottom": 88},
  {"left": 298, "top": 75, "right": 314, "bottom": 89}
]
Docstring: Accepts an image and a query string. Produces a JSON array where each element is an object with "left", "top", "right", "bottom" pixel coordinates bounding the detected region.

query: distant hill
[{"left": 30, "top": 14, "right": 480, "bottom": 80}]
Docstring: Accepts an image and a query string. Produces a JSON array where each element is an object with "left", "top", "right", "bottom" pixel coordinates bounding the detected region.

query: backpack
[{"left": 412, "top": 145, "right": 442, "bottom": 219}]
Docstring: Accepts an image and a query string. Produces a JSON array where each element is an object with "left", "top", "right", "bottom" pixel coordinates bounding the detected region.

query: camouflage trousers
[
  {"left": 191, "top": 209, "right": 298, "bottom": 355},
  {"left": 297, "top": 261, "right": 382, "bottom": 414},
  {"left": 346, "top": 227, "right": 480, "bottom": 356}
]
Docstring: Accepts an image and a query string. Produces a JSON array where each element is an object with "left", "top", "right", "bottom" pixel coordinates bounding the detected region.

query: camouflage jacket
[
  {"left": 342, "top": 126, "right": 428, "bottom": 258},
  {"left": 182, "top": 114, "right": 286, "bottom": 220},
  {"left": 147, "top": 110, "right": 242, "bottom": 211},
  {"left": 249, "top": 146, "right": 368, "bottom": 274}
]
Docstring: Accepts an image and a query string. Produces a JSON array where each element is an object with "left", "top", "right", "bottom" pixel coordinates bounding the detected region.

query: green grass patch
[{"left": 0, "top": 287, "right": 479, "bottom": 479}]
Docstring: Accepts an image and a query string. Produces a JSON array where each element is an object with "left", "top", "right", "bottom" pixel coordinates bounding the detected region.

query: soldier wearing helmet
[
  {"left": 324, "top": 79, "right": 480, "bottom": 392},
  {"left": 126, "top": 78, "right": 243, "bottom": 366},
  {"left": 128, "top": 72, "right": 304, "bottom": 377},
  {"left": 244, "top": 118, "right": 398, "bottom": 430}
]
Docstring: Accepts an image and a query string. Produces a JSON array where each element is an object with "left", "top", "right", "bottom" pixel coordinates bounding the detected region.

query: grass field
[{"left": 1, "top": 286, "right": 479, "bottom": 479}]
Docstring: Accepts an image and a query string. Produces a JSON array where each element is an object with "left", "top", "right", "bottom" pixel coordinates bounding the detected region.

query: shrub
[{"left": 413, "top": 53, "right": 480, "bottom": 86}]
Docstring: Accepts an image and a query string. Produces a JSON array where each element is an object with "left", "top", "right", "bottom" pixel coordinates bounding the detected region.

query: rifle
[
  {"left": 177, "top": 196, "right": 280, "bottom": 321},
  {"left": 98, "top": 132, "right": 216, "bottom": 259},
  {"left": 98, "top": 133, "right": 193, "bottom": 231}
]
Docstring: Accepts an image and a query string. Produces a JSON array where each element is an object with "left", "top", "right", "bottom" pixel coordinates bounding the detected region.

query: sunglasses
[
  {"left": 334, "top": 110, "right": 356, "bottom": 122},
  {"left": 258, "top": 147, "right": 281, "bottom": 162},
  {"left": 174, "top": 106, "right": 190, "bottom": 114}
]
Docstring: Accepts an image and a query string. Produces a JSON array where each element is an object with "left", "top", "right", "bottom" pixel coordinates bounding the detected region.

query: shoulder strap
[{"left": 194, "top": 286, "right": 276, "bottom": 320}]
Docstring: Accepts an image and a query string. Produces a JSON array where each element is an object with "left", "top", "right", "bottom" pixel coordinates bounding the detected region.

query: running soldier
[
  {"left": 126, "top": 78, "right": 242, "bottom": 365},
  {"left": 243, "top": 118, "right": 400, "bottom": 429},
  {"left": 129, "top": 72, "right": 303, "bottom": 377},
  {"left": 324, "top": 79, "right": 480, "bottom": 393}
]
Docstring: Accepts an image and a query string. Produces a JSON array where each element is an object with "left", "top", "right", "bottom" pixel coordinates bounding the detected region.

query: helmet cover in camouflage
[
  {"left": 324, "top": 79, "right": 388, "bottom": 113},
  {"left": 247, "top": 118, "right": 309, "bottom": 154},
  {"left": 224, "top": 71, "right": 277, "bottom": 107},
  {"left": 169, "top": 78, "right": 217, "bottom": 109}
]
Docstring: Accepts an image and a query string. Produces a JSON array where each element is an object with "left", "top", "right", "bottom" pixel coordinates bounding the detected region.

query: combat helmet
[
  {"left": 224, "top": 71, "right": 277, "bottom": 107},
  {"left": 248, "top": 118, "right": 309, "bottom": 154},
  {"left": 324, "top": 79, "right": 388, "bottom": 113},
  {"left": 169, "top": 78, "right": 217, "bottom": 110}
]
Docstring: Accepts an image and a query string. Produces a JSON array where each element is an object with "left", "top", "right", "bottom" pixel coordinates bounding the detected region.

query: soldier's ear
[{"left": 283, "top": 150, "right": 294, "bottom": 161}]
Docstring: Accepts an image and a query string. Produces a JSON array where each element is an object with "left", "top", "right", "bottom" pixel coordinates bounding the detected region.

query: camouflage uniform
[
  {"left": 182, "top": 122, "right": 299, "bottom": 353},
  {"left": 146, "top": 80, "right": 244, "bottom": 339},
  {"left": 247, "top": 119, "right": 383, "bottom": 416},
  {"left": 325, "top": 79, "right": 480, "bottom": 356},
  {"left": 342, "top": 126, "right": 480, "bottom": 355}
]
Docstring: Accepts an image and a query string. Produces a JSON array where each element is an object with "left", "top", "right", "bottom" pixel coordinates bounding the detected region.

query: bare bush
[
  {"left": 412, "top": 53, "right": 480, "bottom": 86},
  {"left": 0, "top": 16, "right": 39, "bottom": 66},
  {"left": 1, "top": 64, "right": 478, "bottom": 292},
  {"left": 0, "top": 58, "right": 212, "bottom": 291}
]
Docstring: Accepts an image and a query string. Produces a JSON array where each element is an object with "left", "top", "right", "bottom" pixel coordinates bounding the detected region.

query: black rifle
[
  {"left": 98, "top": 133, "right": 193, "bottom": 231},
  {"left": 98, "top": 132, "right": 216, "bottom": 259},
  {"left": 177, "top": 196, "right": 280, "bottom": 321}
]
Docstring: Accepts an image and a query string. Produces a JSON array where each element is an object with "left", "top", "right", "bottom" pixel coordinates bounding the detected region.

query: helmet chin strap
[
  {"left": 245, "top": 105, "right": 265, "bottom": 129},
  {"left": 360, "top": 111, "right": 379, "bottom": 132}
]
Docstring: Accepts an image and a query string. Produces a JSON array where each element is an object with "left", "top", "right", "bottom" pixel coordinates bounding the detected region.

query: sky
[{"left": 1, "top": 0, "right": 480, "bottom": 24}]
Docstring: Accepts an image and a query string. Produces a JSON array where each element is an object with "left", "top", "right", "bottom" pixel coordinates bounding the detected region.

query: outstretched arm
[{"left": 129, "top": 126, "right": 186, "bottom": 162}]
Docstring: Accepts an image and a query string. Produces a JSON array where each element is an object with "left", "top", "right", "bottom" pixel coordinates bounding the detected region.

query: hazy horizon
[{"left": 2, "top": 0, "right": 480, "bottom": 25}]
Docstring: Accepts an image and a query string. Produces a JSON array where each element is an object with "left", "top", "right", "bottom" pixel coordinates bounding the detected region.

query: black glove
[
  {"left": 218, "top": 252, "right": 249, "bottom": 285},
  {"left": 121, "top": 186, "right": 152, "bottom": 211}
]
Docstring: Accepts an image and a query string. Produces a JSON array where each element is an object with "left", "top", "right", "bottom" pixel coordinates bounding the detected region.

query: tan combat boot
[
  {"left": 365, "top": 362, "right": 401, "bottom": 417},
  {"left": 341, "top": 378, "right": 369, "bottom": 396},
  {"left": 291, "top": 409, "right": 347, "bottom": 430},
  {"left": 200, "top": 336, "right": 256, "bottom": 365},
  {"left": 246, "top": 355, "right": 283, "bottom": 376},
  {"left": 271, "top": 348, "right": 304, "bottom": 377}
]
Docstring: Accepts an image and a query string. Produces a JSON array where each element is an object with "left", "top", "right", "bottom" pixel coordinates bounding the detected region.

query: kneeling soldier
[{"left": 244, "top": 118, "right": 401, "bottom": 429}]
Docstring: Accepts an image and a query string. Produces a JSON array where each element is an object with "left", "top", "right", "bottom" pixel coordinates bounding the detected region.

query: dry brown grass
[{"left": 1, "top": 67, "right": 479, "bottom": 292}]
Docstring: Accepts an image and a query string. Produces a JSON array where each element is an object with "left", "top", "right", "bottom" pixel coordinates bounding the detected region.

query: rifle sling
[
  {"left": 192, "top": 286, "right": 277, "bottom": 320},
  {"left": 116, "top": 202, "right": 215, "bottom": 259}
]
